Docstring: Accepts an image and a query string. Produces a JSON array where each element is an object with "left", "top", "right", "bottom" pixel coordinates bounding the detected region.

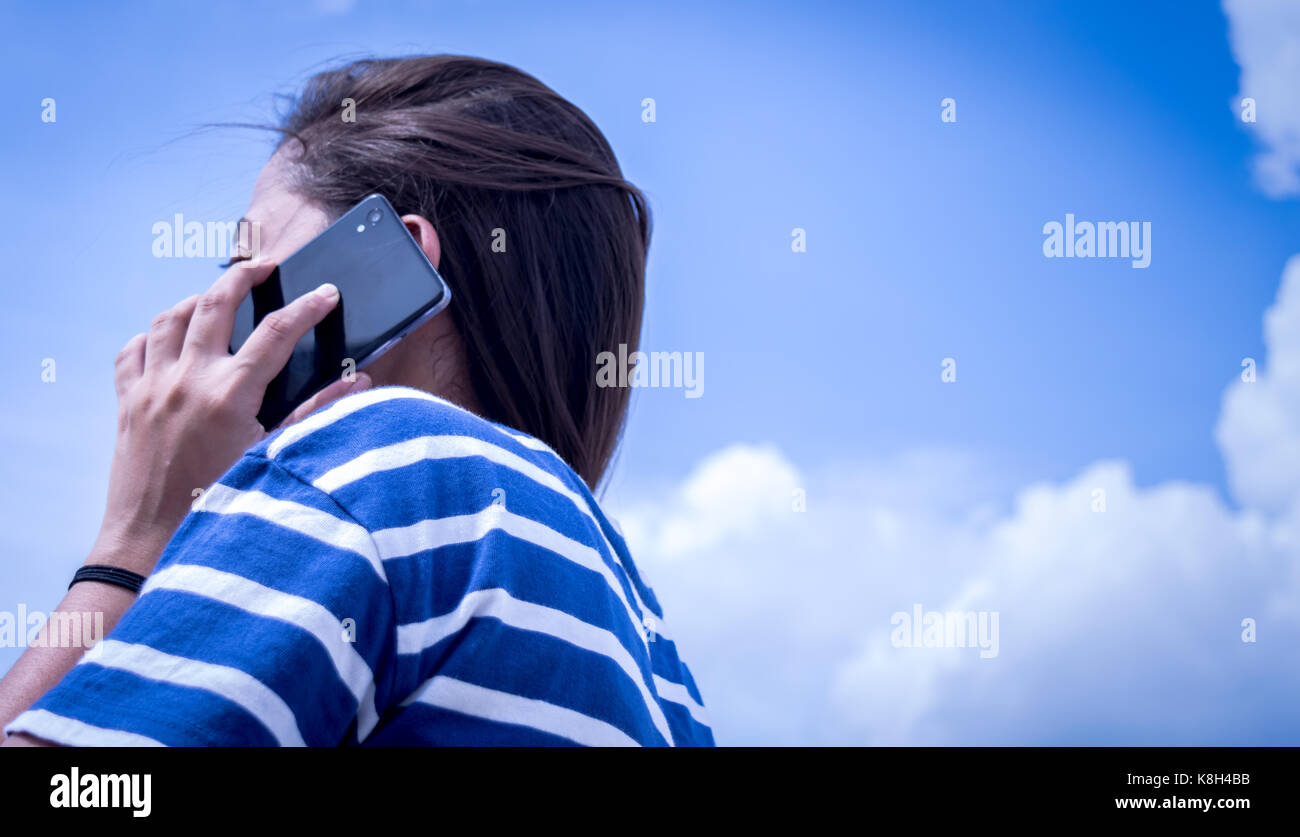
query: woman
[{"left": 0, "top": 55, "right": 712, "bottom": 746}]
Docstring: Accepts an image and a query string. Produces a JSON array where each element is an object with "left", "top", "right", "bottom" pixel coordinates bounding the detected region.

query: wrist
[{"left": 88, "top": 522, "right": 174, "bottom": 577}]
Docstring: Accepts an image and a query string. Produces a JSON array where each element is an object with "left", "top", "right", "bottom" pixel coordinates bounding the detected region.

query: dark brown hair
[{"left": 274, "top": 55, "right": 649, "bottom": 490}]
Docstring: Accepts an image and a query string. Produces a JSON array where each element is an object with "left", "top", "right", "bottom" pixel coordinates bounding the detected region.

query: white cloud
[
  {"left": 617, "top": 443, "right": 804, "bottom": 562},
  {"left": 1218, "top": 255, "right": 1300, "bottom": 512},
  {"left": 614, "top": 260, "right": 1300, "bottom": 745},
  {"left": 1223, "top": 0, "right": 1300, "bottom": 197}
]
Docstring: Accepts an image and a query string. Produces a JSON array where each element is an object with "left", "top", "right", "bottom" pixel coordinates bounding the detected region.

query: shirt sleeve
[{"left": 3, "top": 453, "right": 397, "bottom": 747}]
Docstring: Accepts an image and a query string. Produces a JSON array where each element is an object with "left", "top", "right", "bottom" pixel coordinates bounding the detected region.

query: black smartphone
[{"left": 229, "top": 193, "right": 452, "bottom": 428}]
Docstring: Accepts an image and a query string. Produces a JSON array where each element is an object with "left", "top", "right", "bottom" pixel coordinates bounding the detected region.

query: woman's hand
[{"left": 92, "top": 260, "right": 372, "bottom": 575}]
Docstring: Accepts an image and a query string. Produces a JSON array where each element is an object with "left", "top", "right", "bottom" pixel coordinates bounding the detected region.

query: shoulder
[
  {"left": 250, "top": 386, "right": 566, "bottom": 478},
  {"left": 239, "top": 386, "right": 596, "bottom": 534},
  {"left": 256, "top": 385, "right": 525, "bottom": 462}
]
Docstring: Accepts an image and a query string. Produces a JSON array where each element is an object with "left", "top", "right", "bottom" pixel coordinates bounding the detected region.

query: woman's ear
[{"left": 401, "top": 214, "right": 442, "bottom": 270}]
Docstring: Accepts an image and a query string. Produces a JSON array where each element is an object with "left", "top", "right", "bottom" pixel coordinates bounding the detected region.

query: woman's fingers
[
  {"left": 114, "top": 333, "right": 147, "bottom": 396},
  {"left": 183, "top": 259, "right": 278, "bottom": 356},
  {"left": 143, "top": 295, "right": 200, "bottom": 372},
  {"left": 233, "top": 283, "right": 341, "bottom": 388},
  {"left": 275, "top": 372, "right": 372, "bottom": 429}
]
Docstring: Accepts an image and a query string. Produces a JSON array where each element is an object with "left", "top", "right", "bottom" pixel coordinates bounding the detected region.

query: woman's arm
[
  {"left": 0, "top": 261, "right": 369, "bottom": 745},
  {"left": 0, "top": 585, "right": 139, "bottom": 745},
  {"left": 0, "top": 520, "right": 177, "bottom": 740}
]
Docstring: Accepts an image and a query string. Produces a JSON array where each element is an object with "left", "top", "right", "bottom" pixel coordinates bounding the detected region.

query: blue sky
[{"left": 3, "top": 0, "right": 1300, "bottom": 744}]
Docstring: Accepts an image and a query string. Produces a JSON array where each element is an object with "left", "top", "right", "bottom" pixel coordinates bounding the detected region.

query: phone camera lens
[{"left": 367, "top": 208, "right": 383, "bottom": 224}]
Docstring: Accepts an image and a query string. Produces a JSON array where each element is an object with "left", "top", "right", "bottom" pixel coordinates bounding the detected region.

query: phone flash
[{"left": 356, "top": 224, "right": 366, "bottom": 232}]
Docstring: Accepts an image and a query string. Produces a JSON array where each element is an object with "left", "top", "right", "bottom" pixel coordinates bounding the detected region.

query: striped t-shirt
[{"left": 6, "top": 386, "right": 713, "bottom": 746}]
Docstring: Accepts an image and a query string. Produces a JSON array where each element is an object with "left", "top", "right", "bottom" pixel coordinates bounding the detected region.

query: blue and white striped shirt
[{"left": 7, "top": 386, "right": 713, "bottom": 746}]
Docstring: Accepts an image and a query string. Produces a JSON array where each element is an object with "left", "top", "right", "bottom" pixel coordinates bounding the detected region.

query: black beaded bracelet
[{"left": 69, "top": 565, "right": 147, "bottom": 594}]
